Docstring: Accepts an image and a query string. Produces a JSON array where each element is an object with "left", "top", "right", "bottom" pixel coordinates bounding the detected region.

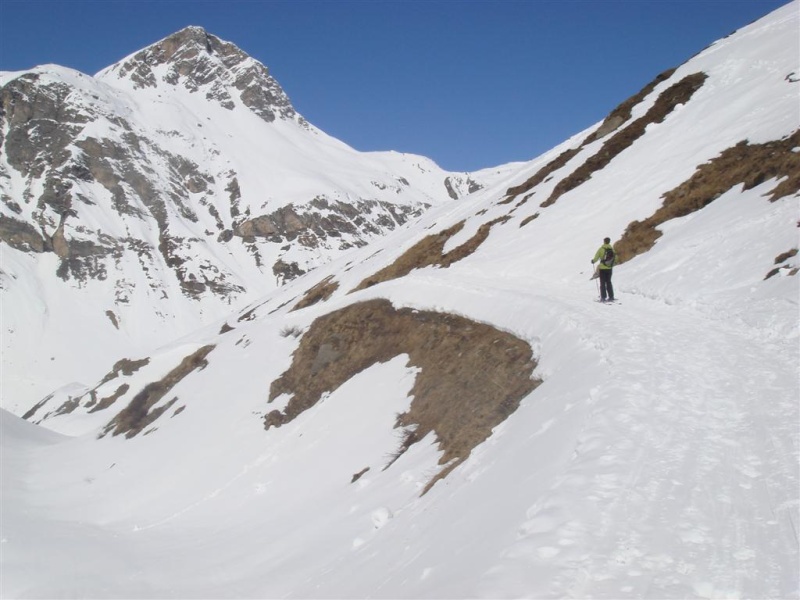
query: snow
[
  {"left": 2, "top": 2, "right": 799, "bottom": 598},
  {"left": 0, "top": 35, "right": 495, "bottom": 414}
]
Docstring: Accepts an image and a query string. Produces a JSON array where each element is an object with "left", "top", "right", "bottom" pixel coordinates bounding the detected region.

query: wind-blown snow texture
[{"left": 2, "top": 3, "right": 799, "bottom": 598}]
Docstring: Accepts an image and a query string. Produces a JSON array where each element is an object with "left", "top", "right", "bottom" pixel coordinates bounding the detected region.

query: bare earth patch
[
  {"left": 89, "top": 384, "right": 131, "bottom": 413},
  {"left": 23, "top": 356, "right": 150, "bottom": 422},
  {"left": 540, "top": 72, "right": 708, "bottom": 208},
  {"left": 765, "top": 247, "right": 799, "bottom": 280},
  {"left": 352, "top": 217, "right": 509, "bottom": 292},
  {"left": 101, "top": 344, "right": 215, "bottom": 438},
  {"left": 501, "top": 68, "right": 677, "bottom": 206},
  {"left": 500, "top": 148, "right": 581, "bottom": 205},
  {"left": 266, "top": 299, "right": 540, "bottom": 493},
  {"left": 582, "top": 68, "right": 676, "bottom": 146},
  {"left": 291, "top": 275, "right": 340, "bottom": 311},
  {"left": 616, "top": 130, "right": 800, "bottom": 264}
]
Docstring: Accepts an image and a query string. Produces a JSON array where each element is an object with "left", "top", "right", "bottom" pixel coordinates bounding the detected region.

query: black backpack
[{"left": 601, "top": 246, "right": 615, "bottom": 267}]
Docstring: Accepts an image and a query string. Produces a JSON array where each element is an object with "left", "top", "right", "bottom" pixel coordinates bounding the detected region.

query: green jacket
[{"left": 592, "top": 243, "right": 615, "bottom": 270}]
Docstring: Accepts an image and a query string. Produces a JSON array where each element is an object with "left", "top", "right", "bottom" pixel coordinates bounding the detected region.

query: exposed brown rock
[
  {"left": 352, "top": 221, "right": 464, "bottom": 291},
  {"left": 232, "top": 197, "right": 425, "bottom": 254},
  {"left": 764, "top": 266, "right": 797, "bottom": 280},
  {"left": 22, "top": 394, "right": 54, "bottom": 421},
  {"left": 444, "top": 175, "right": 483, "bottom": 200},
  {"left": 50, "top": 214, "right": 70, "bottom": 258},
  {"left": 774, "top": 248, "right": 798, "bottom": 264},
  {"left": 444, "top": 177, "right": 460, "bottom": 200},
  {"left": 100, "top": 357, "right": 151, "bottom": 385},
  {"left": 105, "top": 310, "right": 120, "bottom": 329},
  {"left": 582, "top": 68, "right": 676, "bottom": 145},
  {"left": 101, "top": 345, "right": 214, "bottom": 438},
  {"left": 541, "top": 73, "right": 708, "bottom": 208},
  {"left": 501, "top": 148, "right": 581, "bottom": 204},
  {"left": 765, "top": 247, "right": 799, "bottom": 280},
  {"left": 500, "top": 68, "right": 677, "bottom": 206},
  {"left": 1, "top": 74, "right": 87, "bottom": 179},
  {"left": 353, "top": 217, "right": 509, "bottom": 292},
  {"left": 616, "top": 130, "right": 800, "bottom": 264},
  {"left": 112, "top": 26, "right": 299, "bottom": 124},
  {"left": 351, "top": 467, "right": 370, "bottom": 483},
  {"left": 273, "top": 259, "right": 306, "bottom": 285},
  {"left": 89, "top": 384, "right": 131, "bottom": 413},
  {"left": 53, "top": 397, "right": 80, "bottom": 417},
  {"left": 0, "top": 214, "right": 46, "bottom": 252},
  {"left": 24, "top": 356, "right": 151, "bottom": 423},
  {"left": 291, "top": 275, "right": 339, "bottom": 311},
  {"left": 266, "top": 299, "right": 540, "bottom": 493}
]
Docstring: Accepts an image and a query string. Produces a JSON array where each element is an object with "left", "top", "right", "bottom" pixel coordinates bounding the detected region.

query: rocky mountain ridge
[
  {"left": 101, "top": 26, "right": 301, "bottom": 124},
  {"left": 0, "top": 27, "right": 497, "bottom": 411}
]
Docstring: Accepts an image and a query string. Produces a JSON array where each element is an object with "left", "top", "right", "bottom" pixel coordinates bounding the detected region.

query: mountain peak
[{"left": 99, "top": 26, "right": 300, "bottom": 124}]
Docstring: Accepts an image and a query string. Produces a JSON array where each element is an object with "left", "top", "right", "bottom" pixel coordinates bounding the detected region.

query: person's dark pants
[{"left": 599, "top": 268, "right": 614, "bottom": 301}]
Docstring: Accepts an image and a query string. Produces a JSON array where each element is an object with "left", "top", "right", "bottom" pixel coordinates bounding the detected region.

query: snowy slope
[
  {"left": 3, "top": 3, "right": 799, "bottom": 599},
  {"left": 0, "top": 27, "right": 507, "bottom": 414}
]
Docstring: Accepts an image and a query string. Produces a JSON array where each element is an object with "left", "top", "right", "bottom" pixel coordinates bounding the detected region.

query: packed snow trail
[
  {"left": 464, "top": 281, "right": 800, "bottom": 599},
  {"left": 1, "top": 271, "right": 797, "bottom": 599},
  {"left": 265, "top": 267, "right": 796, "bottom": 599}
]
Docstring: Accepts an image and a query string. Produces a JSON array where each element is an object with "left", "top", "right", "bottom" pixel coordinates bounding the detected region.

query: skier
[{"left": 591, "top": 237, "right": 616, "bottom": 302}]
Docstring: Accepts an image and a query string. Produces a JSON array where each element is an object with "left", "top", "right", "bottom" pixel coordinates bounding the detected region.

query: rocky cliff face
[
  {"left": 0, "top": 27, "right": 457, "bottom": 293},
  {"left": 101, "top": 26, "right": 300, "bottom": 125}
]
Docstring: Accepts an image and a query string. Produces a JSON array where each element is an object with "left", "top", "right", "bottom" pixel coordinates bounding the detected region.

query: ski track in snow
[
  {"left": 472, "top": 281, "right": 799, "bottom": 599},
  {"left": 2, "top": 273, "right": 797, "bottom": 599}
]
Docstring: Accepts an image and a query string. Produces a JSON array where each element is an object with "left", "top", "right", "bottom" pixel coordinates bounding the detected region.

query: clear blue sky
[{"left": 0, "top": 0, "right": 790, "bottom": 171}]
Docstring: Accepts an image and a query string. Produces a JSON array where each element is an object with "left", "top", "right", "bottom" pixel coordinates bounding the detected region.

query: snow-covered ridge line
[{"left": 97, "top": 26, "right": 302, "bottom": 125}]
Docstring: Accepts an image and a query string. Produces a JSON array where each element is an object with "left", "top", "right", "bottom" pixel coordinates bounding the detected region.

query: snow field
[{"left": 2, "top": 2, "right": 799, "bottom": 597}]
